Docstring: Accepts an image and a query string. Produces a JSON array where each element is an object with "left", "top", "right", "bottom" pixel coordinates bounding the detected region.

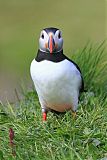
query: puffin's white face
[{"left": 39, "top": 28, "right": 63, "bottom": 53}]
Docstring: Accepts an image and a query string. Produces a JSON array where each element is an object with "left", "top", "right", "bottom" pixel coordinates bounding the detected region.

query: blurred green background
[{"left": 0, "top": 0, "right": 106, "bottom": 103}]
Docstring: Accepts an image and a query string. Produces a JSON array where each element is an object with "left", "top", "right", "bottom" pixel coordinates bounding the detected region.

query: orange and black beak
[{"left": 48, "top": 34, "right": 55, "bottom": 54}]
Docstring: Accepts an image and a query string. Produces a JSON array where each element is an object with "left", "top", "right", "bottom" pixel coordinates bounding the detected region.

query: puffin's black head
[{"left": 39, "top": 27, "right": 63, "bottom": 54}]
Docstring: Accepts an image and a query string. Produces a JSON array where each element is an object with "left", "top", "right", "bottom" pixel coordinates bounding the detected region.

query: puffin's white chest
[{"left": 30, "top": 59, "right": 81, "bottom": 112}]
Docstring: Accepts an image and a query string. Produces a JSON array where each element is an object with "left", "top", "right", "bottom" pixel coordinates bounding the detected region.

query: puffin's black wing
[{"left": 64, "top": 55, "right": 84, "bottom": 93}]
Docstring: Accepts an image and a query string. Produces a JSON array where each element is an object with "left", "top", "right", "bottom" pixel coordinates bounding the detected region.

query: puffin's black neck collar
[{"left": 35, "top": 49, "right": 66, "bottom": 62}]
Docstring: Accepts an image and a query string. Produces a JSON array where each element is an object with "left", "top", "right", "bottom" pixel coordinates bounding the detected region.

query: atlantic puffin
[{"left": 30, "top": 27, "right": 84, "bottom": 121}]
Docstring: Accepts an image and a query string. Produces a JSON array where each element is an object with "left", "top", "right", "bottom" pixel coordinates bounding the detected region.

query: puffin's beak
[{"left": 48, "top": 34, "right": 55, "bottom": 54}]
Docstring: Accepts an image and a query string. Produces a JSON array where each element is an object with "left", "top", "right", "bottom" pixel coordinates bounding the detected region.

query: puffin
[{"left": 30, "top": 27, "right": 84, "bottom": 121}]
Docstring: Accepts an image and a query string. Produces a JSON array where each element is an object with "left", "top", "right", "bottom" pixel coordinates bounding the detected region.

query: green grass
[
  {"left": 0, "top": 43, "right": 107, "bottom": 159},
  {"left": 72, "top": 41, "right": 107, "bottom": 95}
]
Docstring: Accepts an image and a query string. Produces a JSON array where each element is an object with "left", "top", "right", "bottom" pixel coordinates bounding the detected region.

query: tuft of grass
[
  {"left": 72, "top": 41, "right": 107, "bottom": 95},
  {"left": 0, "top": 43, "right": 107, "bottom": 159}
]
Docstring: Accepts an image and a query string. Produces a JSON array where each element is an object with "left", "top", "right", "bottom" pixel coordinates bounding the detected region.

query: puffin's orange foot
[
  {"left": 42, "top": 112, "right": 47, "bottom": 121},
  {"left": 72, "top": 111, "right": 77, "bottom": 119}
]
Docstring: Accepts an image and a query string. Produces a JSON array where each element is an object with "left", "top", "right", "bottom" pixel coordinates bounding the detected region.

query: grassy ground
[
  {"left": 0, "top": 91, "right": 107, "bottom": 160},
  {"left": 0, "top": 43, "right": 107, "bottom": 159}
]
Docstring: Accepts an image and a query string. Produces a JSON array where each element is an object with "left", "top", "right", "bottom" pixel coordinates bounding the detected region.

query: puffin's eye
[
  {"left": 41, "top": 33, "right": 44, "bottom": 39},
  {"left": 58, "top": 32, "right": 61, "bottom": 39}
]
